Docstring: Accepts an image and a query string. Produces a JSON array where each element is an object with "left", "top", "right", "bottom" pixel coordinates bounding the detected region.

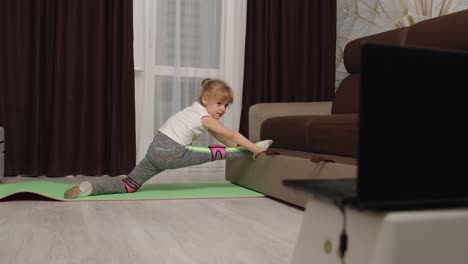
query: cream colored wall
[{"left": 336, "top": 0, "right": 468, "bottom": 88}]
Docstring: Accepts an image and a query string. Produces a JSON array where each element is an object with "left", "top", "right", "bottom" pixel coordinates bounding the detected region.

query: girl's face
[{"left": 202, "top": 89, "right": 230, "bottom": 120}]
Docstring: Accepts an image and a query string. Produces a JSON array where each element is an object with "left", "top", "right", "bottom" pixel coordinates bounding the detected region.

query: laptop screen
[{"left": 358, "top": 43, "right": 468, "bottom": 203}]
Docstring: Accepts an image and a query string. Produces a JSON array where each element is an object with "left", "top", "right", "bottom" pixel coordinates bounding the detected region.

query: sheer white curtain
[{"left": 133, "top": 0, "right": 247, "bottom": 172}]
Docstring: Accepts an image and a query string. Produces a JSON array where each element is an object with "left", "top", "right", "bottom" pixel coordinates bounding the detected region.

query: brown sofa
[{"left": 226, "top": 9, "right": 468, "bottom": 208}]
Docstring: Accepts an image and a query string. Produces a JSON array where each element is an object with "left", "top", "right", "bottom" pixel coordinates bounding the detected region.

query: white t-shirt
[{"left": 158, "top": 101, "right": 211, "bottom": 146}]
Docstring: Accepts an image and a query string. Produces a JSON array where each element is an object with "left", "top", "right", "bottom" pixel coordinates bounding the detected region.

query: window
[{"left": 134, "top": 0, "right": 247, "bottom": 172}]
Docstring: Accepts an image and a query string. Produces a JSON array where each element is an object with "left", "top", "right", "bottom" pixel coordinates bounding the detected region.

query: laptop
[{"left": 284, "top": 42, "right": 468, "bottom": 210}]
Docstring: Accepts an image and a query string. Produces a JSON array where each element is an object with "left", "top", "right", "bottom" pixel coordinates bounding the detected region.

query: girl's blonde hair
[{"left": 199, "top": 78, "right": 234, "bottom": 105}]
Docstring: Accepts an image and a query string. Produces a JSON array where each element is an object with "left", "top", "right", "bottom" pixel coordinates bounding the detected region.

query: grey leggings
[{"left": 92, "top": 132, "right": 250, "bottom": 195}]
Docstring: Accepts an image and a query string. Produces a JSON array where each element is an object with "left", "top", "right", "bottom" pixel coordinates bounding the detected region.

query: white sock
[
  {"left": 255, "top": 139, "right": 273, "bottom": 150},
  {"left": 79, "top": 181, "right": 93, "bottom": 196}
]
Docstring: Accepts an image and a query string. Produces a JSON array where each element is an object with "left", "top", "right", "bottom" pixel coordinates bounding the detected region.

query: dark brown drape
[
  {"left": 239, "top": 0, "right": 337, "bottom": 136},
  {"left": 0, "top": 0, "right": 136, "bottom": 176}
]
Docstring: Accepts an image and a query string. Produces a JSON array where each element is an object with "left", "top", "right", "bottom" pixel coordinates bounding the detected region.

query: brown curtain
[
  {"left": 0, "top": 0, "right": 136, "bottom": 176},
  {"left": 239, "top": 0, "right": 337, "bottom": 136}
]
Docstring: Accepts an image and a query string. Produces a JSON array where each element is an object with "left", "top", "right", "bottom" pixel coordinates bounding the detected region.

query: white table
[{"left": 291, "top": 197, "right": 468, "bottom": 264}]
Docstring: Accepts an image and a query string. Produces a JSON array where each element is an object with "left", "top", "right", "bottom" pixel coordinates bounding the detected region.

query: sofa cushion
[
  {"left": 343, "top": 9, "right": 468, "bottom": 76},
  {"left": 332, "top": 74, "right": 360, "bottom": 114},
  {"left": 406, "top": 9, "right": 468, "bottom": 52},
  {"left": 260, "top": 114, "right": 358, "bottom": 157},
  {"left": 344, "top": 27, "right": 408, "bottom": 74}
]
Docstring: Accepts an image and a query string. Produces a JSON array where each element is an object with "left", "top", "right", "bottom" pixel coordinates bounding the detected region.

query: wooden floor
[{"left": 0, "top": 171, "right": 304, "bottom": 264}]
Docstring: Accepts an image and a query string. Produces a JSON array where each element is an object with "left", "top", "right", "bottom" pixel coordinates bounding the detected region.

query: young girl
[{"left": 64, "top": 78, "right": 273, "bottom": 198}]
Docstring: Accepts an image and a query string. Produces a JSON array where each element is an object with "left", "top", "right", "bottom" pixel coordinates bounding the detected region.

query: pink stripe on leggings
[{"left": 122, "top": 177, "right": 141, "bottom": 193}]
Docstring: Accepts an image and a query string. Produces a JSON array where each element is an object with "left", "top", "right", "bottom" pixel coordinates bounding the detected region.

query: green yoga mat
[{"left": 0, "top": 181, "right": 264, "bottom": 201}]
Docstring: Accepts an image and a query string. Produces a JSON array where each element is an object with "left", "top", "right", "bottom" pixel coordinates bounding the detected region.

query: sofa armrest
[{"left": 249, "top": 102, "right": 333, "bottom": 141}]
